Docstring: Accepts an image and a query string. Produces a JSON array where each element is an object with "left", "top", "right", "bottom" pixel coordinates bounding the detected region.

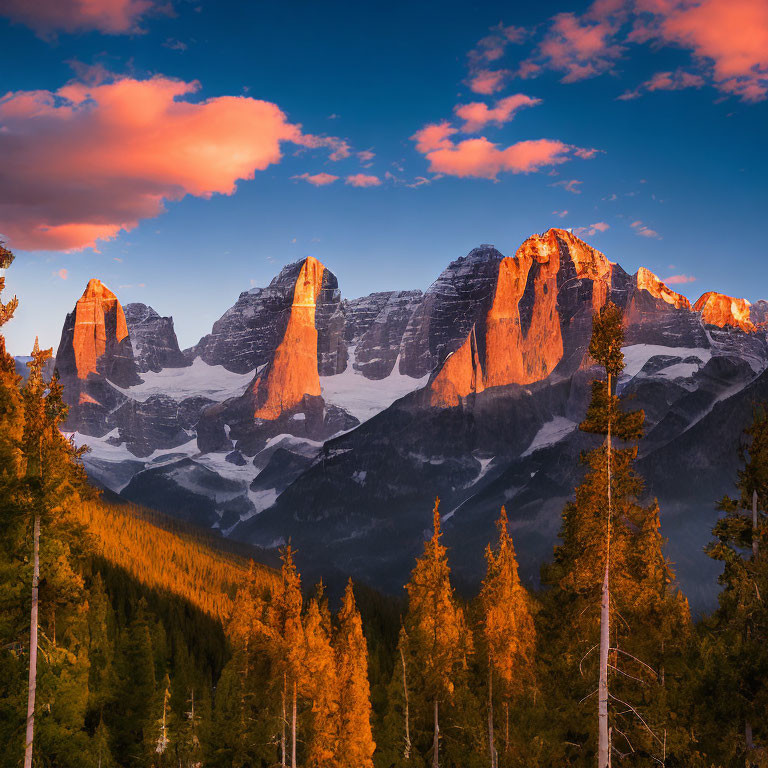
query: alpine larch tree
[{"left": 479, "top": 507, "right": 536, "bottom": 768}]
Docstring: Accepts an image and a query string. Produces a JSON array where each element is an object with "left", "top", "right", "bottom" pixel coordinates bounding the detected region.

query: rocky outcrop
[
  {"left": 399, "top": 245, "right": 505, "bottom": 378},
  {"left": 694, "top": 291, "right": 757, "bottom": 332},
  {"left": 635, "top": 267, "right": 691, "bottom": 310},
  {"left": 124, "top": 303, "right": 189, "bottom": 373},
  {"left": 192, "top": 259, "right": 347, "bottom": 374},
  {"left": 427, "top": 228, "right": 620, "bottom": 406},
  {"left": 624, "top": 268, "right": 707, "bottom": 348},
  {"left": 348, "top": 290, "right": 423, "bottom": 379},
  {"left": 251, "top": 257, "right": 326, "bottom": 419},
  {"left": 56, "top": 279, "right": 139, "bottom": 388},
  {"left": 55, "top": 279, "right": 140, "bottom": 433},
  {"left": 750, "top": 300, "right": 768, "bottom": 326}
]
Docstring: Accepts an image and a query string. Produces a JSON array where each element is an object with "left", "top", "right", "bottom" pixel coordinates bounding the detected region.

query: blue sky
[{"left": 1, "top": 0, "right": 766, "bottom": 354}]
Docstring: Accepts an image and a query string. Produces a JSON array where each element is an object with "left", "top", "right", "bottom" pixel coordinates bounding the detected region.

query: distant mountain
[{"left": 52, "top": 228, "right": 768, "bottom": 609}]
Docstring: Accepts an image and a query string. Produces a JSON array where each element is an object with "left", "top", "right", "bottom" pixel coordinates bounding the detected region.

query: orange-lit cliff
[
  {"left": 694, "top": 291, "right": 756, "bottom": 332},
  {"left": 251, "top": 256, "right": 326, "bottom": 419},
  {"left": 429, "top": 228, "right": 611, "bottom": 406},
  {"left": 71, "top": 278, "right": 130, "bottom": 380}
]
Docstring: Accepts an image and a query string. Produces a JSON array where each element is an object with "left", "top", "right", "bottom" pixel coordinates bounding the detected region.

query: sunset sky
[{"left": 1, "top": 0, "right": 766, "bottom": 354}]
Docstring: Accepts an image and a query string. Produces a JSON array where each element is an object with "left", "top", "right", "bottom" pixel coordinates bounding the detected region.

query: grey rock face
[
  {"left": 399, "top": 245, "right": 504, "bottom": 377},
  {"left": 124, "top": 303, "right": 189, "bottom": 373},
  {"left": 349, "top": 290, "right": 423, "bottom": 379},
  {"left": 191, "top": 260, "right": 347, "bottom": 374},
  {"left": 750, "top": 299, "right": 768, "bottom": 326},
  {"left": 316, "top": 267, "right": 348, "bottom": 375}
]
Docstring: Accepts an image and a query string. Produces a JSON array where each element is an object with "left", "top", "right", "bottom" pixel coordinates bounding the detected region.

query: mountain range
[{"left": 36, "top": 228, "right": 768, "bottom": 609}]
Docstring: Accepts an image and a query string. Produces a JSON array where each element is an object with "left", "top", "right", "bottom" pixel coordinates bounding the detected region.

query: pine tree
[
  {"left": 541, "top": 302, "right": 689, "bottom": 767},
  {"left": 336, "top": 580, "right": 376, "bottom": 768},
  {"left": 479, "top": 507, "right": 536, "bottom": 768},
  {"left": 403, "top": 498, "right": 472, "bottom": 768},
  {"left": 705, "top": 406, "right": 768, "bottom": 764},
  {"left": 263, "top": 545, "right": 305, "bottom": 768},
  {"left": 302, "top": 595, "right": 339, "bottom": 767}
]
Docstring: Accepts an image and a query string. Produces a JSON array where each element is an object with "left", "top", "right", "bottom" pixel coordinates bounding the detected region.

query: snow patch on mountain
[
  {"left": 621, "top": 345, "right": 711, "bottom": 380},
  {"left": 320, "top": 347, "right": 428, "bottom": 421},
  {"left": 116, "top": 357, "right": 255, "bottom": 403},
  {"left": 521, "top": 417, "right": 577, "bottom": 457}
]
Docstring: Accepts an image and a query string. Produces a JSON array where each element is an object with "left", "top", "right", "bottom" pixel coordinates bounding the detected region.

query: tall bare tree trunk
[
  {"left": 24, "top": 512, "right": 40, "bottom": 768},
  {"left": 488, "top": 660, "right": 496, "bottom": 768},
  {"left": 753, "top": 490, "right": 759, "bottom": 559},
  {"left": 433, "top": 698, "right": 440, "bottom": 768},
  {"left": 400, "top": 643, "right": 411, "bottom": 760},
  {"left": 291, "top": 678, "right": 297, "bottom": 768},
  {"left": 505, "top": 701, "right": 509, "bottom": 757},
  {"left": 598, "top": 372, "right": 612, "bottom": 768},
  {"left": 281, "top": 673, "right": 287, "bottom": 768}
]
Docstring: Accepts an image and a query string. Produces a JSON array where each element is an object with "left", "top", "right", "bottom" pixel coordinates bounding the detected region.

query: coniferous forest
[{"left": 3, "top": 242, "right": 768, "bottom": 768}]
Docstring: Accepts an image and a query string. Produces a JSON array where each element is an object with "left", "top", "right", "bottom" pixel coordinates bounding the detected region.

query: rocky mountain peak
[
  {"left": 124, "top": 302, "right": 189, "bottom": 373},
  {"left": 635, "top": 267, "right": 691, "bottom": 310},
  {"left": 694, "top": 291, "right": 756, "bottom": 332},
  {"left": 61, "top": 278, "right": 133, "bottom": 382},
  {"left": 250, "top": 256, "right": 328, "bottom": 419}
]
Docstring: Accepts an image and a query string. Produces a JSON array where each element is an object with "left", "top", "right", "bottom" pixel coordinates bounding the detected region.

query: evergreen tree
[
  {"left": 264, "top": 545, "right": 305, "bottom": 768},
  {"left": 402, "top": 498, "right": 473, "bottom": 768},
  {"left": 336, "top": 580, "right": 376, "bottom": 768},
  {"left": 541, "top": 302, "right": 690, "bottom": 767},
  {"left": 302, "top": 595, "right": 339, "bottom": 767},
  {"left": 479, "top": 507, "right": 536, "bottom": 768},
  {"left": 704, "top": 406, "right": 768, "bottom": 765}
]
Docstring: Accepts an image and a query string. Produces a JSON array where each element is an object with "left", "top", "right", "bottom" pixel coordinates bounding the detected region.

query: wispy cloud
[
  {"left": 631, "top": 220, "right": 661, "bottom": 239},
  {"left": 292, "top": 172, "right": 340, "bottom": 186},
  {"left": 553, "top": 179, "right": 583, "bottom": 194},
  {"left": 664, "top": 273, "right": 696, "bottom": 284},
  {"left": 454, "top": 94, "right": 541, "bottom": 132},
  {"left": 574, "top": 221, "right": 609, "bottom": 236},
  {"left": 345, "top": 173, "right": 382, "bottom": 187}
]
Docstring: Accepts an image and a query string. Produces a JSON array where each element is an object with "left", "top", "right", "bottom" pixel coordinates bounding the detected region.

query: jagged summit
[
  {"left": 250, "top": 256, "right": 327, "bottom": 419},
  {"left": 694, "top": 291, "right": 756, "bottom": 332},
  {"left": 56, "top": 278, "right": 135, "bottom": 384},
  {"left": 635, "top": 267, "right": 691, "bottom": 310}
]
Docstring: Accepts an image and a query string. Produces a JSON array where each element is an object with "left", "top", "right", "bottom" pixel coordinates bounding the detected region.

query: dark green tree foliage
[
  {"left": 701, "top": 406, "right": 768, "bottom": 766},
  {"left": 540, "top": 302, "right": 692, "bottom": 768}
]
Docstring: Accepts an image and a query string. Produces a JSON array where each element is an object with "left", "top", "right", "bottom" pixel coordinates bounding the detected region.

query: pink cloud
[
  {"left": 574, "top": 221, "right": 610, "bottom": 236},
  {"left": 357, "top": 149, "right": 375, "bottom": 165},
  {"left": 411, "top": 122, "right": 458, "bottom": 154},
  {"left": 646, "top": 68, "right": 706, "bottom": 90},
  {"left": 0, "top": 74, "right": 346, "bottom": 251},
  {"left": 345, "top": 173, "right": 382, "bottom": 187},
  {"left": 631, "top": 220, "right": 661, "bottom": 238},
  {"left": 292, "top": 172, "right": 339, "bottom": 186},
  {"left": 664, "top": 273, "right": 696, "bottom": 284},
  {"left": 512, "top": 0, "right": 766, "bottom": 102},
  {"left": 649, "top": 0, "right": 768, "bottom": 102},
  {"left": 0, "top": 0, "right": 157, "bottom": 35},
  {"left": 525, "top": 8, "right": 625, "bottom": 83},
  {"left": 619, "top": 67, "right": 706, "bottom": 99},
  {"left": 57, "top": 268, "right": 68, "bottom": 280},
  {"left": 454, "top": 94, "right": 541, "bottom": 132},
  {"left": 469, "top": 23, "right": 526, "bottom": 66},
  {"left": 418, "top": 136, "right": 574, "bottom": 180},
  {"left": 553, "top": 209, "right": 569, "bottom": 218},
  {"left": 574, "top": 146, "right": 601, "bottom": 159},
  {"left": 468, "top": 69, "right": 510, "bottom": 95},
  {"left": 553, "top": 179, "right": 583, "bottom": 194}
]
